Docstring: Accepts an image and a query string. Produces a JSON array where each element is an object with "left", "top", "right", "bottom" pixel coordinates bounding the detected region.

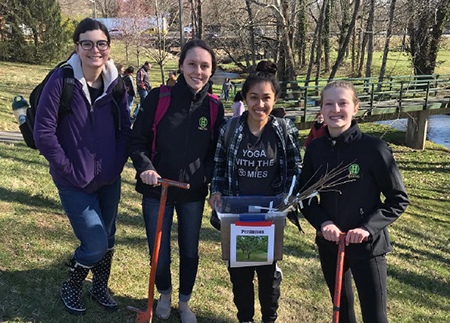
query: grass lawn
[
  {"left": 0, "top": 48, "right": 449, "bottom": 322},
  {"left": 0, "top": 122, "right": 449, "bottom": 322}
]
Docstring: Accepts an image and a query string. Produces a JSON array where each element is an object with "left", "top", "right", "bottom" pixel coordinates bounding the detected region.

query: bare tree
[
  {"left": 364, "top": 0, "right": 375, "bottom": 78},
  {"left": 116, "top": 0, "right": 151, "bottom": 65},
  {"left": 248, "top": 0, "right": 296, "bottom": 81},
  {"left": 328, "top": 0, "right": 361, "bottom": 81},
  {"left": 377, "top": 0, "right": 396, "bottom": 91},
  {"left": 407, "top": 0, "right": 450, "bottom": 75},
  {"left": 245, "top": 0, "right": 257, "bottom": 66},
  {"left": 96, "top": 0, "right": 118, "bottom": 18},
  {"left": 143, "top": 0, "right": 179, "bottom": 84},
  {"left": 305, "top": 0, "right": 328, "bottom": 86}
]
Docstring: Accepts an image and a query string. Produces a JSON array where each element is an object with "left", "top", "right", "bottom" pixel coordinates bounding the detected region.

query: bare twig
[{"left": 277, "top": 161, "right": 357, "bottom": 211}]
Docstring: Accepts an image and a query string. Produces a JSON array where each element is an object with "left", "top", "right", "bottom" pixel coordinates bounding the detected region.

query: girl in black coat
[
  {"left": 299, "top": 81, "right": 409, "bottom": 323},
  {"left": 128, "top": 40, "right": 224, "bottom": 323}
]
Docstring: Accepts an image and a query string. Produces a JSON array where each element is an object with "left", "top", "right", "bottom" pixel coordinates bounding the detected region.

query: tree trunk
[
  {"left": 245, "top": 0, "right": 257, "bottom": 67},
  {"left": 357, "top": 18, "right": 369, "bottom": 77},
  {"left": 196, "top": 0, "right": 202, "bottom": 39},
  {"left": 328, "top": 0, "right": 361, "bottom": 81},
  {"left": 351, "top": 25, "right": 356, "bottom": 73},
  {"left": 323, "top": 0, "right": 333, "bottom": 73},
  {"left": 338, "top": 0, "right": 350, "bottom": 53},
  {"left": 378, "top": 0, "right": 396, "bottom": 91},
  {"left": 306, "top": 0, "right": 329, "bottom": 86},
  {"left": 365, "top": 0, "right": 375, "bottom": 78},
  {"left": 296, "top": 0, "right": 307, "bottom": 68}
]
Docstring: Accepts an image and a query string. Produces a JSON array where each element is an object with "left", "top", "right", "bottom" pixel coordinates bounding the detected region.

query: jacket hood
[{"left": 67, "top": 54, "right": 118, "bottom": 105}]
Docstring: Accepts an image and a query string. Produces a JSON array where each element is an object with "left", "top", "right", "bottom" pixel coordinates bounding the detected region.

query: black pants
[
  {"left": 317, "top": 237, "right": 388, "bottom": 323},
  {"left": 228, "top": 262, "right": 282, "bottom": 323}
]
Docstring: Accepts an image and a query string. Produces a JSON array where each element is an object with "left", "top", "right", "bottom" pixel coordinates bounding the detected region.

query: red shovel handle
[
  {"left": 128, "top": 178, "right": 189, "bottom": 323},
  {"left": 332, "top": 233, "right": 346, "bottom": 323}
]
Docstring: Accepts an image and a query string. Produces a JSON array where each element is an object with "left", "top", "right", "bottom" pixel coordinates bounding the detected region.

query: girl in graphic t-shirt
[{"left": 209, "top": 61, "right": 302, "bottom": 323}]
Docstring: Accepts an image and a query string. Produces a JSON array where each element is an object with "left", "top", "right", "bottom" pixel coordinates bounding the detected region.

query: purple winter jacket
[{"left": 34, "top": 54, "right": 131, "bottom": 193}]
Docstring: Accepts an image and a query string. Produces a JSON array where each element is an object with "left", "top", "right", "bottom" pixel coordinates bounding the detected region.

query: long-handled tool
[
  {"left": 128, "top": 178, "right": 190, "bottom": 323},
  {"left": 333, "top": 233, "right": 347, "bottom": 323}
]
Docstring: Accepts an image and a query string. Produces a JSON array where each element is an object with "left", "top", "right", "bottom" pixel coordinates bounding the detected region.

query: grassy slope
[{"left": 0, "top": 124, "right": 449, "bottom": 323}]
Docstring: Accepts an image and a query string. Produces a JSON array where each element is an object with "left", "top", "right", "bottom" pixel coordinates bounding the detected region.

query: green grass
[
  {"left": 0, "top": 48, "right": 449, "bottom": 322},
  {"left": 0, "top": 123, "right": 449, "bottom": 322}
]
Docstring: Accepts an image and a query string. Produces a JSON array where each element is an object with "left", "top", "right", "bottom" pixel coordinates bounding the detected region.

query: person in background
[
  {"left": 304, "top": 112, "right": 326, "bottom": 148},
  {"left": 128, "top": 39, "right": 224, "bottom": 323},
  {"left": 116, "top": 64, "right": 125, "bottom": 77},
  {"left": 209, "top": 61, "right": 301, "bottom": 323},
  {"left": 166, "top": 70, "right": 177, "bottom": 86},
  {"left": 123, "top": 66, "right": 136, "bottom": 114},
  {"left": 33, "top": 18, "right": 131, "bottom": 315},
  {"left": 221, "top": 77, "right": 234, "bottom": 101},
  {"left": 232, "top": 91, "right": 245, "bottom": 117},
  {"left": 299, "top": 81, "right": 409, "bottom": 323},
  {"left": 136, "top": 61, "right": 152, "bottom": 102}
]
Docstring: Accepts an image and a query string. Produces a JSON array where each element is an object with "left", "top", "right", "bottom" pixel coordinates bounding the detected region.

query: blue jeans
[
  {"left": 56, "top": 177, "right": 121, "bottom": 267},
  {"left": 138, "top": 88, "right": 148, "bottom": 102},
  {"left": 142, "top": 197, "right": 204, "bottom": 302},
  {"left": 127, "top": 95, "right": 134, "bottom": 112}
]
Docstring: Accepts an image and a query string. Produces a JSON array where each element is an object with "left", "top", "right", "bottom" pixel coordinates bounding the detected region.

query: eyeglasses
[{"left": 77, "top": 40, "right": 110, "bottom": 51}]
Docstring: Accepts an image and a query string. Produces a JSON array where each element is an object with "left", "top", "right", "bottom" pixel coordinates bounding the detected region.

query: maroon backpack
[{"left": 151, "top": 85, "right": 219, "bottom": 162}]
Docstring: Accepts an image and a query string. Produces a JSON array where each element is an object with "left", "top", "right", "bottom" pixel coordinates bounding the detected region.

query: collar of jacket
[
  {"left": 67, "top": 53, "right": 118, "bottom": 105},
  {"left": 325, "top": 120, "right": 362, "bottom": 147},
  {"left": 175, "top": 74, "right": 211, "bottom": 104}
]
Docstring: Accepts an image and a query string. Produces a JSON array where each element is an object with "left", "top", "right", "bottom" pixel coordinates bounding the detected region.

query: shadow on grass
[
  {"left": 388, "top": 265, "right": 450, "bottom": 300},
  {"left": 0, "top": 264, "right": 235, "bottom": 323},
  {"left": 392, "top": 241, "right": 450, "bottom": 265},
  {"left": 0, "top": 185, "right": 62, "bottom": 212}
]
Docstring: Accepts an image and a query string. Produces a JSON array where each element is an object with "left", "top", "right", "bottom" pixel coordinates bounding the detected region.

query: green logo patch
[
  {"left": 348, "top": 163, "right": 360, "bottom": 178},
  {"left": 198, "top": 117, "right": 208, "bottom": 131}
]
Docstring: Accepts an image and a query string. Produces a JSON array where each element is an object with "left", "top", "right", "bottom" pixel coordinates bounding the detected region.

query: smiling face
[
  {"left": 320, "top": 86, "right": 359, "bottom": 137},
  {"left": 180, "top": 47, "right": 212, "bottom": 93},
  {"left": 75, "top": 29, "right": 110, "bottom": 72},
  {"left": 244, "top": 81, "right": 277, "bottom": 127}
]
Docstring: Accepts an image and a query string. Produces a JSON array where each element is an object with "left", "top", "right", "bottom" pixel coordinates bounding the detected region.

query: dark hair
[
  {"left": 169, "top": 70, "right": 176, "bottom": 76},
  {"left": 241, "top": 60, "right": 280, "bottom": 99},
  {"left": 125, "top": 66, "right": 134, "bottom": 74},
  {"left": 233, "top": 91, "right": 243, "bottom": 102},
  {"left": 144, "top": 61, "right": 150, "bottom": 66},
  {"left": 73, "top": 18, "right": 110, "bottom": 43},
  {"left": 179, "top": 39, "right": 217, "bottom": 76}
]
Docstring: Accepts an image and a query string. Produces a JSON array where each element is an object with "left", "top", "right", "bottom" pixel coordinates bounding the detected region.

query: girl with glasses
[{"left": 33, "top": 18, "right": 131, "bottom": 315}]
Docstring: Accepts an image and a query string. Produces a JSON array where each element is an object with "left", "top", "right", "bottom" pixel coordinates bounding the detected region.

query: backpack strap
[
  {"left": 58, "top": 63, "right": 75, "bottom": 119},
  {"left": 151, "top": 85, "right": 172, "bottom": 162},
  {"left": 207, "top": 93, "right": 220, "bottom": 135},
  {"left": 224, "top": 116, "right": 240, "bottom": 154},
  {"left": 111, "top": 76, "right": 125, "bottom": 133}
]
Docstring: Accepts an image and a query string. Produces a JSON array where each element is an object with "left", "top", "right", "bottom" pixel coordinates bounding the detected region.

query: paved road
[{"left": 0, "top": 131, "right": 23, "bottom": 144}]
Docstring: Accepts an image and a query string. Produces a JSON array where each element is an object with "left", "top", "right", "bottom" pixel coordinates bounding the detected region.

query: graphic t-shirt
[{"left": 236, "top": 123, "right": 280, "bottom": 196}]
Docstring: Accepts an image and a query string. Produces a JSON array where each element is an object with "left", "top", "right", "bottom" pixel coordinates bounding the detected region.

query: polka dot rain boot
[
  {"left": 61, "top": 259, "right": 90, "bottom": 315},
  {"left": 88, "top": 249, "right": 118, "bottom": 310}
]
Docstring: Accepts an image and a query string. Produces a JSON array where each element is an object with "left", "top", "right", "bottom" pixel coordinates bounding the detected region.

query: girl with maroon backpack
[{"left": 128, "top": 40, "right": 224, "bottom": 323}]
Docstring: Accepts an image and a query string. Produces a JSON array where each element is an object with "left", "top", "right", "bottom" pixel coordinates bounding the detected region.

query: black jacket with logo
[
  {"left": 128, "top": 75, "right": 224, "bottom": 202},
  {"left": 299, "top": 121, "right": 409, "bottom": 258}
]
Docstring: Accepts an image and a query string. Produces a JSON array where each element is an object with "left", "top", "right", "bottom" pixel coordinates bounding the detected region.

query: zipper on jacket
[
  {"left": 180, "top": 101, "right": 194, "bottom": 182},
  {"left": 90, "top": 103, "right": 98, "bottom": 176}
]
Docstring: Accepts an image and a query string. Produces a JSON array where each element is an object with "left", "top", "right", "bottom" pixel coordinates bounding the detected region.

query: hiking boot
[
  {"left": 178, "top": 301, "right": 197, "bottom": 323},
  {"left": 61, "top": 259, "right": 90, "bottom": 315},
  {"left": 155, "top": 294, "right": 171, "bottom": 319},
  {"left": 88, "top": 249, "right": 118, "bottom": 310}
]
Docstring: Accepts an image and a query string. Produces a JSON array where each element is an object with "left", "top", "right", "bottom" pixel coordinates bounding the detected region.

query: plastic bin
[{"left": 216, "top": 196, "right": 288, "bottom": 261}]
